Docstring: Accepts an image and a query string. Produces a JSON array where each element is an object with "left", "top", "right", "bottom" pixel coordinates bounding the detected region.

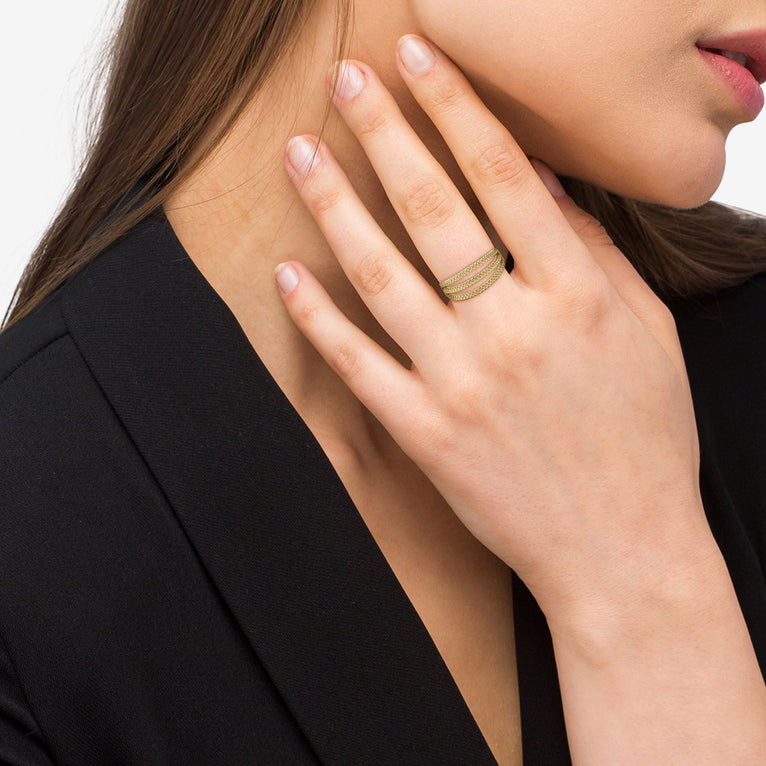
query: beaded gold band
[{"left": 438, "top": 248, "right": 506, "bottom": 302}]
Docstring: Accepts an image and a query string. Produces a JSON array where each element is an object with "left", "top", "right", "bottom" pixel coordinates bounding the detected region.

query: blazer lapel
[{"left": 62, "top": 211, "right": 497, "bottom": 764}]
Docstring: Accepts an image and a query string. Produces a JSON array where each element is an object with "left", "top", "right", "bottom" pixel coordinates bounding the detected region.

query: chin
[
  {"left": 611, "top": 141, "right": 727, "bottom": 211},
  {"left": 634, "top": 178, "right": 720, "bottom": 210},
  {"left": 652, "top": 162, "right": 725, "bottom": 210}
]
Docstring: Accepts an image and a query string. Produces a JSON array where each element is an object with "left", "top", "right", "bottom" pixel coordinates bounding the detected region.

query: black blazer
[{"left": 1, "top": 211, "right": 765, "bottom": 765}]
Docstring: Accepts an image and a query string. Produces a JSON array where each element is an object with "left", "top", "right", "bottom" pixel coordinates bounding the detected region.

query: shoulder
[
  {"left": 0, "top": 287, "right": 70, "bottom": 387},
  {"left": 0, "top": 270, "right": 157, "bottom": 595},
  {"left": 0, "top": 287, "right": 100, "bottom": 469},
  {"left": 0, "top": 288, "right": 115, "bottom": 761},
  {"left": 0, "top": 284, "right": 108, "bottom": 465}
]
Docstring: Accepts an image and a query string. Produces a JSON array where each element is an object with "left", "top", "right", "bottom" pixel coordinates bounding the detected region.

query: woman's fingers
[
  {"left": 284, "top": 134, "right": 452, "bottom": 364},
  {"left": 395, "top": 35, "right": 600, "bottom": 292},
  {"left": 557, "top": 195, "right": 683, "bottom": 360},
  {"left": 329, "top": 60, "right": 511, "bottom": 314},
  {"left": 530, "top": 159, "right": 685, "bottom": 367},
  {"left": 275, "top": 260, "right": 425, "bottom": 435}
]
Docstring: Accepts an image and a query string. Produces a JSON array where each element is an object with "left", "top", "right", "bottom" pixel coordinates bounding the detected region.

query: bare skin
[{"left": 166, "top": 0, "right": 766, "bottom": 762}]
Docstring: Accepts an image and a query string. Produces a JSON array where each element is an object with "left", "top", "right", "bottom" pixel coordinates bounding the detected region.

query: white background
[{"left": 1, "top": 2, "right": 764, "bottom": 316}]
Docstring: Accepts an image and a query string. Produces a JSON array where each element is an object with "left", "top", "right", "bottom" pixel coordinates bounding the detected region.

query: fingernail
[
  {"left": 530, "top": 159, "right": 566, "bottom": 198},
  {"left": 285, "top": 136, "right": 318, "bottom": 176},
  {"left": 275, "top": 263, "right": 299, "bottom": 295},
  {"left": 331, "top": 61, "right": 365, "bottom": 102},
  {"left": 398, "top": 35, "right": 436, "bottom": 76}
]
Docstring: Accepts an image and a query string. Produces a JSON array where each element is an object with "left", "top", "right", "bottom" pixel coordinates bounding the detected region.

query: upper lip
[{"left": 697, "top": 29, "right": 766, "bottom": 84}]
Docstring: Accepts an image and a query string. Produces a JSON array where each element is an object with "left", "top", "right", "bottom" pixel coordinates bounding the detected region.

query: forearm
[{"left": 548, "top": 524, "right": 766, "bottom": 764}]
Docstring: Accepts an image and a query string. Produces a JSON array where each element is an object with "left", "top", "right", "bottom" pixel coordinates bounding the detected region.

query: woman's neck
[{"left": 163, "top": 6, "right": 481, "bottom": 455}]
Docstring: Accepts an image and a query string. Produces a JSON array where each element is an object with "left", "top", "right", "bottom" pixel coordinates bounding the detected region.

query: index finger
[{"left": 396, "top": 35, "right": 600, "bottom": 290}]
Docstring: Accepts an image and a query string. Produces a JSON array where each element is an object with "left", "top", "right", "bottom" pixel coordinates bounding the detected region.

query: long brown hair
[{"left": 3, "top": 0, "right": 766, "bottom": 329}]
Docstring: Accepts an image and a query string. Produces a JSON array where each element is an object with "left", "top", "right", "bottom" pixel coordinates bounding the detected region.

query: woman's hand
[
  {"left": 276, "top": 35, "right": 766, "bottom": 763},
  {"left": 276, "top": 34, "right": 708, "bottom": 624}
]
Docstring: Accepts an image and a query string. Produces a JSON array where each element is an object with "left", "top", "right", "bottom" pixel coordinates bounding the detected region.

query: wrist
[
  {"left": 545, "top": 517, "right": 766, "bottom": 766},
  {"left": 546, "top": 522, "right": 732, "bottom": 665}
]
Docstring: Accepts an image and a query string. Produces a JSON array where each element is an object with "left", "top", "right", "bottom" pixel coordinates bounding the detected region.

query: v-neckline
[{"left": 62, "top": 208, "right": 570, "bottom": 763}]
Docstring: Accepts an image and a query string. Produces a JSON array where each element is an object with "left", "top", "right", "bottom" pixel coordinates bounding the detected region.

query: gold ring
[{"left": 439, "top": 248, "right": 506, "bottom": 302}]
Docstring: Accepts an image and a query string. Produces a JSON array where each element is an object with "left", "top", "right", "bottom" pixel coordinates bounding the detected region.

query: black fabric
[
  {"left": 667, "top": 282, "right": 766, "bottom": 678},
  {"left": 0, "top": 209, "right": 764, "bottom": 764}
]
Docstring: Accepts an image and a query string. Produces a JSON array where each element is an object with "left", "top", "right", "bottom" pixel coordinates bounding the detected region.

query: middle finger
[{"left": 330, "top": 60, "right": 511, "bottom": 313}]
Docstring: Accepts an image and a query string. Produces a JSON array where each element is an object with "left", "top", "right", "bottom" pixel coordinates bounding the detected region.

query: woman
[{"left": 2, "top": 0, "right": 766, "bottom": 763}]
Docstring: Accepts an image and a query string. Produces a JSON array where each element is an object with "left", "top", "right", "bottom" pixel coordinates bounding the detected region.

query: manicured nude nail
[
  {"left": 332, "top": 61, "right": 365, "bottom": 102},
  {"left": 285, "top": 136, "right": 318, "bottom": 176},
  {"left": 398, "top": 35, "right": 436, "bottom": 76},
  {"left": 530, "top": 159, "right": 566, "bottom": 198},
  {"left": 275, "top": 263, "right": 299, "bottom": 295}
]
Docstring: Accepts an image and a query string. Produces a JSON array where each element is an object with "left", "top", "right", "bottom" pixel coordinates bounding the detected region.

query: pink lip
[
  {"left": 696, "top": 46, "right": 765, "bottom": 119},
  {"left": 696, "top": 29, "right": 766, "bottom": 119},
  {"left": 697, "top": 30, "right": 766, "bottom": 83}
]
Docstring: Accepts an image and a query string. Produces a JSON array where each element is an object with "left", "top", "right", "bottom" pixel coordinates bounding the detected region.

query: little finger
[{"left": 531, "top": 159, "right": 686, "bottom": 367}]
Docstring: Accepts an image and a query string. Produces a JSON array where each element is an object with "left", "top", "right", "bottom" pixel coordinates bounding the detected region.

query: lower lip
[{"left": 697, "top": 46, "right": 765, "bottom": 119}]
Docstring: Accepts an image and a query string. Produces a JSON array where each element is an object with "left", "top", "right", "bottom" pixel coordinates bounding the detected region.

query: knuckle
[
  {"left": 564, "top": 277, "right": 613, "bottom": 326},
  {"left": 355, "top": 106, "right": 390, "bottom": 139},
  {"left": 569, "top": 209, "right": 613, "bottom": 246},
  {"left": 329, "top": 342, "right": 360, "bottom": 380},
  {"left": 452, "top": 376, "right": 482, "bottom": 408},
  {"left": 438, "top": 370, "right": 482, "bottom": 418},
  {"left": 472, "top": 142, "right": 529, "bottom": 189},
  {"left": 308, "top": 184, "right": 342, "bottom": 217},
  {"left": 512, "top": 330, "right": 544, "bottom": 374},
  {"left": 428, "top": 78, "right": 464, "bottom": 112},
  {"left": 355, "top": 252, "right": 395, "bottom": 297},
  {"left": 401, "top": 180, "right": 455, "bottom": 228},
  {"left": 296, "top": 302, "right": 319, "bottom": 327},
  {"left": 479, "top": 319, "right": 519, "bottom": 363},
  {"left": 538, "top": 257, "right": 604, "bottom": 302}
]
